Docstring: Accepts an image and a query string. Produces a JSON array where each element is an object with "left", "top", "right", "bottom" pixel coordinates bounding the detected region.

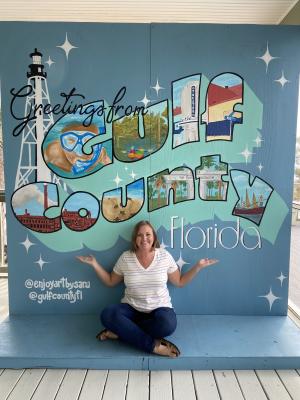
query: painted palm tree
[
  {"left": 203, "top": 156, "right": 216, "bottom": 171},
  {"left": 148, "top": 183, "right": 154, "bottom": 209},
  {"left": 154, "top": 175, "right": 166, "bottom": 208},
  {"left": 213, "top": 162, "right": 227, "bottom": 199},
  {"left": 206, "top": 181, "right": 214, "bottom": 198},
  {"left": 214, "top": 161, "right": 227, "bottom": 172},
  {"left": 216, "top": 180, "right": 224, "bottom": 199},
  {"left": 181, "top": 180, "right": 188, "bottom": 199},
  {"left": 213, "top": 181, "right": 219, "bottom": 199},
  {"left": 171, "top": 180, "right": 178, "bottom": 201}
]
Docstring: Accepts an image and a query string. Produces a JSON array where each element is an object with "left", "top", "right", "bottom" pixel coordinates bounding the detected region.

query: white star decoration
[
  {"left": 254, "top": 136, "right": 263, "bottom": 147},
  {"left": 176, "top": 252, "right": 189, "bottom": 270},
  {"left": 53, "top": 173, "right": 67, "bottom": 192},
  {"left": 240, "top": 145, "right": 254, "bottom": 164},
  {"left": 113, "top": 173, "right": 123, "bottom": 187},
  {"left": 160, "top": 238, "right": 168, "bottom": 249},
  {"left": 138, "top": 92, "right": 151, "bottom": 108},
  {"left": 130, "top": 170, "right": 137, "bottom": 180},
  {"left": 45, "top": 56, "right": 55, "bottom": 68},
  {"left": 256, "top": 42, "right": 278, "bottom": 73},
  {"left": 57, "top": 33, "right": 78, "bottom": 60},
  {"left": 274, "top": 71, "right": 290, "bottom": 88},
  {"left": 151, "top": 79, "right": 164, "bottom": 96},
  {"left": 257, "top": 163, "right": 264, "bottom": 172},
  {"left": 35, "top": 254, "right": 50, "bottom": 271},
  {"left": 259, "top": 288, "right": 281, "bottom": 312},
  {"left": 277, "top": 272, "right": 287, "bottom": 287},
  {"left": 20, "top": 236, "right": 35, "bottom": 253}
]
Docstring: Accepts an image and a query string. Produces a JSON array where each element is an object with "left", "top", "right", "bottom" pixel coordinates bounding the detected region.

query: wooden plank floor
[
  {"left": 1, "top": 369, "right": 300, "bottom": 399},
  {"left": 0, "top": 225, "right": 300, "bottom": 398}
]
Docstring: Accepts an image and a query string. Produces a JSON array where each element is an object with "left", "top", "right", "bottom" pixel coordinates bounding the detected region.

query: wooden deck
[
  {"left": 0, "top": 226, "right": 300, "bottom": 399},
  {"left": 1, "top": 368, "right": 300, "bottom": 399}
]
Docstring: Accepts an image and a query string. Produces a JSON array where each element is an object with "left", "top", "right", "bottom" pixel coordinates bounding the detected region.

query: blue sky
[
  {"left": 212, "top": 73, "right": 242, "bottom": 88},
  {"left": 104, "top": 178, "right": 144, "bottom": 200}
]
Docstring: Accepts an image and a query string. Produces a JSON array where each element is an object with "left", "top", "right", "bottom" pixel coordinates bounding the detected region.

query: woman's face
[
  {"left": 61, "top": 131, "right": 96, "bottom": 164},
  {"left": 136, "top": 224, "right": 155, "bottom": 251}
]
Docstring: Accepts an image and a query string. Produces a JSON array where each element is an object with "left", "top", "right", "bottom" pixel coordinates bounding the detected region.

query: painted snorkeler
[{"left": 44, "top": 123, "right": 111, "bottom": 175}]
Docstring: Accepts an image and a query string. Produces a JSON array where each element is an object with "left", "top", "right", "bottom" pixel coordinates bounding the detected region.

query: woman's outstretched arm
[
  {"left": 76, "top": 255, "right": 123, "bottom": 287},
  {"left": 168, "top": 258, "right": 218, "bottom": 288}
]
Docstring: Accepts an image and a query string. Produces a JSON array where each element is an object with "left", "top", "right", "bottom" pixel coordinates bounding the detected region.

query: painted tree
[
  {"left": 171, "top": 180, "right": 178, "bottom": 200},
  {"left": 206, "top": 181, "right": 214, "bottom": 198},
  {"left": 203, "top": 156, "right": 216, "bottom": 170},
  {"left": 154, "top": 174, "right": 166, "bottom": 208},
  {"left": 181, "top": 180, "right": 188, "bottom": 198},
  {"left": 214, "top": 162, "right": 227, "bottom": 199},
  {"left": 148, "top": 183, "right": 154, "bottom": 208}
]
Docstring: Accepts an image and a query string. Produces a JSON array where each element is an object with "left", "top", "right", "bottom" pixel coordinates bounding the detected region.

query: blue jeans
[{"left": 100, "top": 303, "right": 177, "bottom": 353}]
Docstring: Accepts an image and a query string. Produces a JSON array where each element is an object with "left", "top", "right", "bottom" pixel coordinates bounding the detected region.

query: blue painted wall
[{"left": 0, "top": 22, "right": 299, "bottom": 315}]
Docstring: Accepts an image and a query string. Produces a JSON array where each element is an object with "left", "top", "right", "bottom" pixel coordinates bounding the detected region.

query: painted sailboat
[{"left": 234, "top": 190, "right": 264, "bottom": 215}]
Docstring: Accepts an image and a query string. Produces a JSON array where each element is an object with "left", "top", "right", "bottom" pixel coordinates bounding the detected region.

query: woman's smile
[{"left": 136, "top": 226, "right": 154, "bottom": 250}]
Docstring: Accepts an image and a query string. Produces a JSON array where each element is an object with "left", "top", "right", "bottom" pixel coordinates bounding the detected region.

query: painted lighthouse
[{"left": 14, "top": 49, "right": 54, "bottom": 190}]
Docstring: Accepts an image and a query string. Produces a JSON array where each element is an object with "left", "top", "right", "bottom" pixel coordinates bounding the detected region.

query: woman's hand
[
  {"left": 76, "top": 255, "right": 122, "bottom": 287},
  {"left": 169, "top": 258, "right": 219, "bottom": 287},
  {"left": 196, "top": 258, "right": 219, "bottom": 271},
  {"left": 76, "top": 255, "right": 97, "bottom": 268}
]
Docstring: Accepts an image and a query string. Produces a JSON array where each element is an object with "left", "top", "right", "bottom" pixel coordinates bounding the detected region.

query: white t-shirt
[{"left": 113, "top": 248, "right": 178, "bottom": 312}]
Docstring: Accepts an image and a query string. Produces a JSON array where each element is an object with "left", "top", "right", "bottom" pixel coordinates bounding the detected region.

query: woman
[{"left": 77, "top": 220, "right": 218, "bottom": 357}]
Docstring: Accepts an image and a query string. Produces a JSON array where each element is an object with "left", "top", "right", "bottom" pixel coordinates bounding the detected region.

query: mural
[
  {"left": 43, "top": 103, "right": 112, "bottom": 179},
  {"left": 148, "top": 167, "right": 195, "bottom": 211},
  {"left": 196, "top": 155, "right": 228, "bottom": 201},
  {"left": 203, "top": 73, "right": 243, "bottom": 141},
  {"left": 231, "top": 170, "right": 273, "bottom": 225},
  {"left": 12, "top": 182, "right": 61, "bottom": 233},
  {"left": 0, "top": 23, "right": 299, "bottom": 315},
  {"left": 102, "top": 179, "right": 144, "bottom": 222},
  {"left": 113, "top": 100, "right": 169, "bottom": 161},
  {"left": 172, "top": 75, "right": 200, "bottom": 147}
]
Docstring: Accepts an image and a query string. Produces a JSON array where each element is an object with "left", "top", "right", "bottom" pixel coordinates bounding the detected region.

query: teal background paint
[{"left": 0, "top": 22, "right": 299, "bottom": 315}]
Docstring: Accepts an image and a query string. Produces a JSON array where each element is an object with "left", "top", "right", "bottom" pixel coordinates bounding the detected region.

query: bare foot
[
  {"left": 96, "top": 329, "right": 119, "bottom": 341},
  {"left": 153, "top": 339, "right": 180, "bottom": 358}
]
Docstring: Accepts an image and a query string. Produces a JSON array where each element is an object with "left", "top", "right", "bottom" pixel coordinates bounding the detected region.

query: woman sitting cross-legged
[{"left": 77, "top": 220, "right": 218, "bottom": 358}]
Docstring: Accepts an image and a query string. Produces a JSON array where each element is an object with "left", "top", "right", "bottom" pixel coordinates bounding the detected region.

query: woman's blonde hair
[{"left": 131, "top": 220, "right": 160, "bottom": 252}]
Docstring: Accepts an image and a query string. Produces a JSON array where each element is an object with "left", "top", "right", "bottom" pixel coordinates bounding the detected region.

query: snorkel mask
[{"left": 60, "top": 131, "right": 102, "bottom": 175}]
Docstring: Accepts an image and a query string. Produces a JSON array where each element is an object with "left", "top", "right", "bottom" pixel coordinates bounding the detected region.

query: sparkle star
[
  {"left": 254, "top": 135, "right": 263, "bottom": 147},
  {"left": 151, "top": 79, "right": 164, "bottom": 96},
  {"left": 113, "top": 173, "right": 123, "bottom": 187},
  {"left": 138, "top": 92, "right": 151, "bottom": 108},
  {"left": 20, "top": 235, "right": 35, "bottom": 253},
  {"left": 45, "top": 56, "right": 55, "bottom": 68},
  {"left": 130, "top": 170, "right": 137, "bottom": 180},
  {"left": 274, "top": 71, "right": 290, "bottom": 88},
  {"left": 256, "top": 42, "right": 278, "bottom": 73},
  {"left": 257, "top": 163, "right": 264, "bottom": 172},
  {"left": 259, "top": 287, "right": 281, "bottom": 312},
  {"left": 240, "top": 145, "right": 254, "bottom": 164},
  {"left": 276, "top": 272, "right": 287, "bottom": 287},
  {"left": 57, "top": 33, "right": 78, "bottom": 60},
  {"left": 35, "top": 254, "right": 50, "bottom": 271},
  {"left": 176, "top": 252, "right": 189, "bottom": 270},
  {"left": 160, "top": 238, "right": 168, "bottom": 249}
]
